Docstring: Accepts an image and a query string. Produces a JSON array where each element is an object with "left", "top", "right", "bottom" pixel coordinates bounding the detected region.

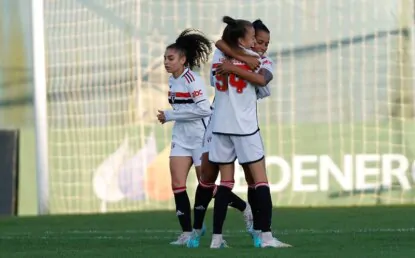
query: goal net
[{"left": 42, "top": 0, "right": 415, "bottom": 214}]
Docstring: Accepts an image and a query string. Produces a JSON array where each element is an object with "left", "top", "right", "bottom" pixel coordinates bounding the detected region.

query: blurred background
[{"left": 1, "top": 0, "right": 415, "bottom": 216}]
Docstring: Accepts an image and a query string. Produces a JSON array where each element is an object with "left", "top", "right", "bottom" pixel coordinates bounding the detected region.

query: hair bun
[
  {"left": 252, "top": 19, "right": 263, "bottom": 26},
  {"left": 222, "top": 16, "right": 236, "bottom": 25}
]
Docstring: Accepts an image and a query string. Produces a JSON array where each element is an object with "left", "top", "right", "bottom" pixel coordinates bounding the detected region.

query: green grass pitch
[{"left": 1, "top": 206, "right": 415, "bottom": 257}]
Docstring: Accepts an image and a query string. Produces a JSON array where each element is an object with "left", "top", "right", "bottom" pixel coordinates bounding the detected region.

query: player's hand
[
  {"left": 216, "top": 60, "right": 234, "bottom": 75},
  {"left": 157, "top": 110, "right": 166, "bottom": 124},
  {"left": 242, "top": 55, "right": 260, "bottom": 70}
]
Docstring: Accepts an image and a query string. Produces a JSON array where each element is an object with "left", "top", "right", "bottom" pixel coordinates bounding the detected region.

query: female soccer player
[
  {"left": 207, "top": 16, "right": 291, "bottom": 248},
  {"left": 187, "top": 19, "right": 273, "bottom": 249},
  {"left": 158, "top": 28, "right": 212, "bottom": 246},
  {"left": 216, "top": 19, "right": 273, "bottom": 100},
  {"left": 214, "top": 19, "right": 274, "bottom": 247}
]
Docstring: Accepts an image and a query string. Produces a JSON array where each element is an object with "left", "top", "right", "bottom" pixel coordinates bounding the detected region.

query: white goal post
[{"left": 32, "top": 0, "right": 49, "bottom": 215}]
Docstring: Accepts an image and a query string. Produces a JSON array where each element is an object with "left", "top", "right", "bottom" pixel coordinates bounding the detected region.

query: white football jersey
[
  {"left": 260, "top": 55, "right": 274, "bottom": 73},
  {"left": 164, "top": 68, "right": 211, "bottom": 149},
  {"left": 210, "top": 49, "right": 260, "bottom": 136},
  {"left": 256, "top": 55, "right": 275, "bottom": 99}
]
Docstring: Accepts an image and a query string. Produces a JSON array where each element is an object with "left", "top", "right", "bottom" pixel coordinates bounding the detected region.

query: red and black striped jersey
[{"left": 163, "top": 68, "right": 211, "bottom": 150}]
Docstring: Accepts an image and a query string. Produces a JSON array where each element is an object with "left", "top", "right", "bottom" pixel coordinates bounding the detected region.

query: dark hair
[
  {"left": 166, "top": 29, "right": 212, "bottom": 70},
  {"left": 221, "top": 16, "right": 252, "bottom": 49},
  {"left": 252, "top": 19, "right": 270, "bottom": 34}
]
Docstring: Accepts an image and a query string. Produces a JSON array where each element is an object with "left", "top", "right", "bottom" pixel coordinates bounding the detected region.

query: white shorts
[
  {"left": 208, "top": 131, "right": 265, "bottom": 165},
  {"left": 202, "top": 121, "right": 213, "bottom": 153},
  {"left": 170, "top": 142, "right": 203, "bottom": 167}
]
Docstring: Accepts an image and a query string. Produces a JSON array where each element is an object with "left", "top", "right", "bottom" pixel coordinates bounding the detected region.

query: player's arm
[
  {"left": 217, "top": 61, "right": 273, "bottom": 87},
  {"left": 215, "top": 40, "right": 259, "bottom": 70},
  {"left": 209, "top": 64, "right": 215, "bottom": 87},
  {"left": 256, "top": 84, "right": 271, "bottom": 99},
  {"left": 164, "top": 81, "right": 211, "bottom": 122},
  {"left": 255, "top": 58, "right": 275, "bottom": 98}
]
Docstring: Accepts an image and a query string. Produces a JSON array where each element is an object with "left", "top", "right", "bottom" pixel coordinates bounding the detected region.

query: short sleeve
[
  {"left": 210, "top": 49, "right": 225, "bottom": 87},
  {"left": 260, "top": 57, "right": 274, "bottom": 74}
]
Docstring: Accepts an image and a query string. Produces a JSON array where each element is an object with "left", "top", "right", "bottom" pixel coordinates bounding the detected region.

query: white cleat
[
  {"left": 243, "top": 203, "right": 254, "bottom": 234},
  {"left": 210, "top": 234, "right": 229, "bottom": 249},
  {"left": 170, "top": 232, "right": 192, "bottom": 246},
  {"left": 260, "top": 232, "right": 292, "bottom": 248}
]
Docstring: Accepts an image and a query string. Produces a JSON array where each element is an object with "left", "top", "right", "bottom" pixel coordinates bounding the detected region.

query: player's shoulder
[
  {"left": 212, "top": 48, "right": 225, "bottom": 61},
  {"left": 261, "top": 55, "right": 274, "bottom": 65},
  {"left": 182, "top": 68, "right": 202, "bottom": 85},
  {"left": 243, "top": 48, "right": 260, "bottom": 57},
  {"left": 168, "top": 75, "right": 175, "bottom": 86},
  {"left": 213, "top": 48, "right": 224, "bottom": 56}
]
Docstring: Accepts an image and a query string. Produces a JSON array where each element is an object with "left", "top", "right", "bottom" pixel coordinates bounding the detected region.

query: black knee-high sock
[
  {"left": 248, "top": 185, "right": 260, "bottom": 230},
  {"left": 193, "top": 182, "right": 215, "bottom": 230},
  {"left": 228, "top": 191, "right": 247, "bottom": 212},
  {"left": 173, "top": 187, "right": 192, "bottom": 232},
  {"left": 255, "top": 183, "right": 272, "bottom": 232},
  {"left": 213, "top": 185, "right": 232, "bottom": 234},
  {"left": 212, "top": 184, "right": 246, "bottom": 212}
]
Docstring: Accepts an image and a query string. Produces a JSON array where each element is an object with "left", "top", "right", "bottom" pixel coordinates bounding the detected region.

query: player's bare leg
[
  {"left": 248, "top": 158, "right": 292, "bottom": 248},
  {"left": 169, "top": 156, "right": 193, "bottom": 245},
  {"left": 195, "top": 164, "right": 202, "bottom": 182}
]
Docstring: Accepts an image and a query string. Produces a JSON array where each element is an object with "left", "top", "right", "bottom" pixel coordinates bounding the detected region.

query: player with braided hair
[{"left": 157, "top": 29, "right": 212, "bottom": 246}]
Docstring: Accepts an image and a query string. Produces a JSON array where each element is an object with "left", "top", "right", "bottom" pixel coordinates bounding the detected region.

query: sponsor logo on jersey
[{"left": 192, "top": 89, "right": 203, "bottom": 98}]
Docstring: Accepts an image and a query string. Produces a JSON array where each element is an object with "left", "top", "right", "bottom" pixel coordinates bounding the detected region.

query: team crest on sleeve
[{"left": 170, "top": 92, "right": 176, "bottom": 103}]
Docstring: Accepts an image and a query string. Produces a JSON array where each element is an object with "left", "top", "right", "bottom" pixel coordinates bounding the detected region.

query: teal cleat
[
  {"left": 252, "top": 231, "right": 262, "bottom": 248},
  {"left": 186, "top": 230, "right": 202, "bottom": 248}
]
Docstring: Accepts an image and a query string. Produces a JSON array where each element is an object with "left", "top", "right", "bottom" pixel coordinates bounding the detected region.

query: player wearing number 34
[{"left": 208, "top": 16, "right": 291, "bottom": 249}]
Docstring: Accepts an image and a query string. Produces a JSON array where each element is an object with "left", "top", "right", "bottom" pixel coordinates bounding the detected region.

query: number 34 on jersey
[
  {"left": 209, "top": 49, "right": 260, "bottom": 135},
  {"left": 212, "top": 62, "right": 251, "bottom": 94}
]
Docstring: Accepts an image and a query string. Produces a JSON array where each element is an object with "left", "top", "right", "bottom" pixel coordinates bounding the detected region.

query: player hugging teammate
[
  {"left": 159, "top": 16, "right": 292, "bottom": 249},
  {"left": 205, "top": 16, "right": 291, "bottom": 249}
]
